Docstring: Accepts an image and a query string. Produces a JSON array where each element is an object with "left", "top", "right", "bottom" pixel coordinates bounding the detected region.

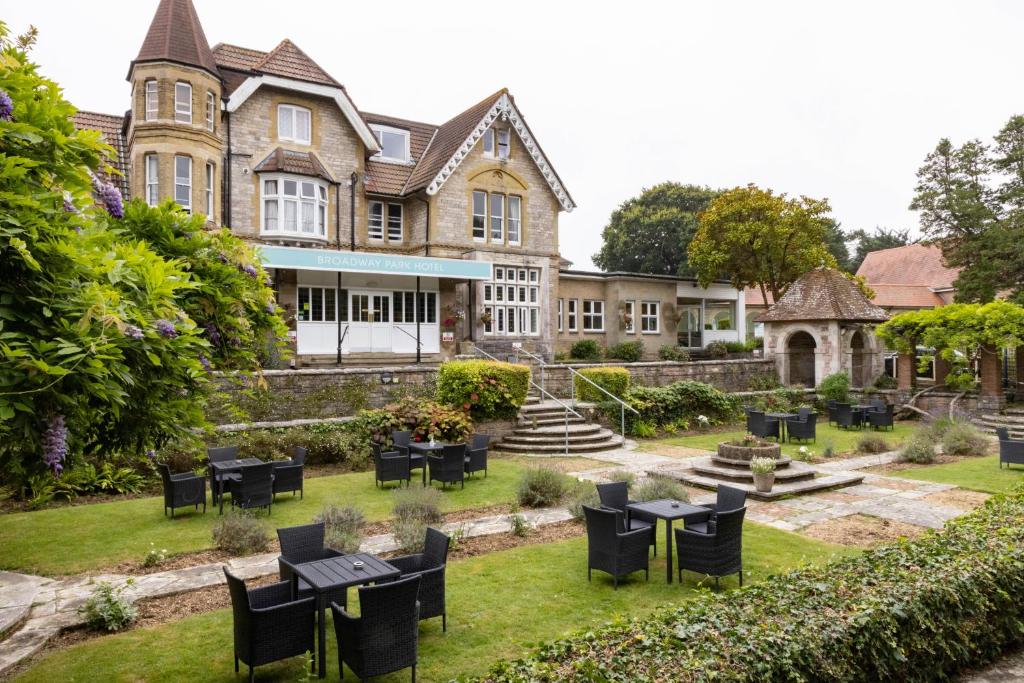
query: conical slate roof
[
  {"left": 755, "top": 268, "right": 890, "bottom": 323},
  {"left": 130, "top": 0, "right": 219, "bottom": 79}
]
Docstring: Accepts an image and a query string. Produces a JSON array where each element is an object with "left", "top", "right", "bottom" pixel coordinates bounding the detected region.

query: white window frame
[
  {"left": 368, "top": 201, "right": 384, "bottom": 241},
  {"left": 481, "top": 266, "right": 541, "bottom": 337},
  {"left": 641, "top": 301, "right": 660, "bottom": 334},
  {"left": 206, "top": 92, "right": 216, "bottom": 132},
  {"left": 260, "top": 174, "right": 329, "bottom": 239},
  {"left": 483, "top": 129, "right": 495, "bottom": 157},
  {"left": 369, "top": 124, "right": 410, "bottom": 163},
  {"left": 558, "top": 299, "right": 563, "bottom": 332},
  {"left": 174, "top": 82, "right": 192, "bottom": 124},
  {"left": 490, "top": 193, "right": 504, "bottom": 242},
  {"left": 497, "top": 128, "right": 511, "bottom": 159},
  {"left": 145, "top": 154, "right": 159, "bottom": 206},
  {"left": 145, "top": 80, "right": 158, "bottom": 121},
  {"left": 387, "top": 203, "right": 403, "bottom": 241},
  {"left": 568, "top": 299, "right": 578, "bottom": 332},
  {"left": 278, "top": 104, "right": 312, "bottom": 144},
  {"left": 297, "top": 286, "right": 337, "bottom": 323},
  {"left": 472, "top": 191, "right": 487, "bottom": 241},
  {"left": 624, "top": 300, "right": 635, "bottom": 334},
  {"left": 174, "top": 155, "right": 191, "bottom": 211},
  {"left": 368, "top": 201, "right": 403, "bottom": 242},
  {"left": 507, "top": 195, "right": 522, "bottom": 245},
  {"left": 583, "top": 300, "right": 604, "bottom": 332},
  {"left": 205, "top": 162, "right": 215, "bottom": 217}
]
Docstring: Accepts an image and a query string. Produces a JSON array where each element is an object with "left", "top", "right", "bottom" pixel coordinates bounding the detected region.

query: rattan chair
[
  {"left": 392, "top": 430, "right": 424, "bottom": 477},
  {"left": 428, "top": 444, "right": 466, "bottom": 489},
  {"left": 786, "top": 412, "right": 817, "bottom": 443},
  {"left": 675, "top": 506, "right": 746, "bottom": 588},
  {"left": 596, "top": 481, "right": 656, "bottom": 555},
  {"left": 833, "top": 403, "right": 859, "bottom": 429},
  {"left": 997, "top": 427, "right": 1024, "bottom": 469},
  {"left": 272, "top": 446, "right": 306, "bottom": 500},
  {"left": 583, "top": 505, "right": 650, "bottom": 589},
  {"left": 827, "top": 400, "right": 838, "bottom": 426},
  {"left": 207, "top": 445, "right": 240, "bottom": 506},
  {"left": 224, "top": 567, "right": 315, "bottom": 683},
  {"left": 373, "top": 442, "right": 411, "bottom": 488},
  {"left": 465, "top": 434, "right": 490, "bottom": 478},
  {"left": 746, "top": 410, "right": 780, "bottom": 441},
  {"left": 276, "top": 522, "right": 347, "bottom": 608},
  {"left": 331, "top": 574, "right": 421, "bottom": 682},
  {"left": 867, "top": 404, "right": 894, "bottom": 431},
  {"left": 157, "top": 462, "right": 206, "bottom": 517},
  {"left": 231, "top": 462, "right": 275, "bottom": 514},
  {"left": 687, "top": 484, "right": 747, "bottom": 534},
  {"left": 388, "top": 527, "right": 450, "bottom": 631}
]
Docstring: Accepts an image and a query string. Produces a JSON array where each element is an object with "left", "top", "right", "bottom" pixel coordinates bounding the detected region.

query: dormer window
[
  {"left": 278, "top": 104, "right": 311, "bottom": 144},
  {"left": 484, "top": 128, "right": 511, "bottom": 160},
  {"left": 370, "top": 124, "right": 409, "bottom": 163}
]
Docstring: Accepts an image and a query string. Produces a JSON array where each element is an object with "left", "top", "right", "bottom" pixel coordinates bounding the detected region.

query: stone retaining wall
[{"left": 537, "top": 358, "right": 777, "bottom": 398}]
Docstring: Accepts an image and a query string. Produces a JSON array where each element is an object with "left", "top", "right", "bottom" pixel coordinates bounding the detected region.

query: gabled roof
[
  {"left": 756, "top": 268, "right": 889, "bottom": 323},
  {"left": 253, "top": 39, "right": 340, "bottom": 87},
  {"left": 130, "top": 0, "right": 218, "bottom": 80},
  {"left": 855, "top": 242, "right": 958, "bottom": 289},
  {"left": 868, "top": 284, "right": 946, "bottom": 309},
  {"left": 362, "top": 112, "right": 437, "bottom": 195},
  {"left": 254, "top": 148, "right": 334, "bottom": 183},
  {"left": 72, "top": 111, "right": 129, "bottom": 199}
]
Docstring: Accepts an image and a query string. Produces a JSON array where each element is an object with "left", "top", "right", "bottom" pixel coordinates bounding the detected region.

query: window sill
[
  {"left": 261, "top": 231, "right": 328, "bottom": 242},
  {"left": 371, "top": 156, "right": 414, "bottom": 166}
]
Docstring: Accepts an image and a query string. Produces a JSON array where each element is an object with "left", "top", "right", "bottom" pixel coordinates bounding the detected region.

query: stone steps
[
  {"left": 496, "top": 435, "right": 626, "bottom": 453},
  {"left": 498, "top": 400, "right": 624, "bottom": 454},
  {"left": 661, "top": 467, "right": 866, "bottom": 501},
  {"left": 690, "top": 458, "right": 815, "bottom": 483},
  {"left": 518, "top": 416, "right": 587, "bottom": 428}
]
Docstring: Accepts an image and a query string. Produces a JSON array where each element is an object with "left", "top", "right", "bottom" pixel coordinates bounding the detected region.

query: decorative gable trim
[
  {"left": 425, "top": 93, "right": 575, "bottom": 212},
  {"left": 225, "top": 74, "right": 380, "bottom": 153}
]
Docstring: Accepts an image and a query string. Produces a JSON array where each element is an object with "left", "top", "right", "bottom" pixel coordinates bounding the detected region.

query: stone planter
[
  {"left": 752, "top": 471, "right": 775, "bottom": 493},
  {"left": 717, "top": 441, "right": 781, "bottom": 463}
]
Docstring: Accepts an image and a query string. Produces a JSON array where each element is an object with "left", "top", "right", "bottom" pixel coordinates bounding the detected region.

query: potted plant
[
  {"left": 750, "top": 456, "right": 776, "bottom": 492},
  {"left": 479, "top": 309, "right": 493, "bottom": 326}
]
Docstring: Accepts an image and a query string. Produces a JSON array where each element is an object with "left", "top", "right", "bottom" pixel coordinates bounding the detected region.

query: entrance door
[
  {"left": 678, "top": 305, "right": 702, "bottom": 348},
  {"left": 370, "top": 293, "right": 391, "bottom": 351},
  {"left": 348, "top": 292, "right": 392, "bottom": 352}
]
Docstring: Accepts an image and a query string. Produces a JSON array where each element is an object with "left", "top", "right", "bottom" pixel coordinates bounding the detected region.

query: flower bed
[{"left": 476, "top": 487, "right": 1024, "bottom": 682}]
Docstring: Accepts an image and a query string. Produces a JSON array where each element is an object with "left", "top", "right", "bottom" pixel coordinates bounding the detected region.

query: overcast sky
[{"left": 8, "top": 0, "right": 1023, "bottom": 269}]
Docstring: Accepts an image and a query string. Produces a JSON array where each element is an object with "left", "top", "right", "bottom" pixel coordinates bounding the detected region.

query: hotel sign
[{"left": 257, "top": 245, "right": 492, "bottom": 280}]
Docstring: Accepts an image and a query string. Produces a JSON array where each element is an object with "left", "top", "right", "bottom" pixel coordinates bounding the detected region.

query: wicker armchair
[
  {"left": 867, "top": 404, "right": 894, "bottom": 431},
  {"left": 428, "top": 444, "right": 466, "bottom": 489},
  {"left": 786, "top": 412, "right": 817, "bottom": 443},
  {"left": 827, "top": 400, "right": 838, "bottom": 425},
  {"left": 465, "top": 433, "right": 490, "bottom": 478},
  {"left": 583, "top": 505, "right": 650, "bottom": 589},
  {"left": 393, "top": 430, "right": 424, "bottom": 476},
  {"left": 833, "top": 403, "right": 860, "bottom": 429},
  {"left": 388, "top": 527, "right": 450, "bottom": 631},
  {"left": 231, "top": 462, "right": 275, "bottom": 514},
  {"left": 675, "top": 506, "right": 746, "bottom": 588},
  {"left": 207, "top": 445, "right": 240, "bottom": 505},
  {"left": 687, "top": 484, "right": 747, "bottom": 533},
  {"left": 224, "top": 568, "right": 315, "bottom": 683},
  {"left": 331, "top": 574, "right": 421, "bottom": 682},
  {"left": 997, "top": 427, "right": 1024, "bottom": 469},
  {"left": 157, "top": 463, "right": 206, "bottom": 517},
  {"left": 277, "top": 522, "right": 347, "bottom": 609},
  {"left": 272, "top": 446, "right": 306, "bottom": 500},
  {"left": 373, "top": 442, "right": 411, "bottom": 488},
  {"left": 746, "top": 410, "right": 780, "bottom": 441},
  {"left": 596, "top": 481, "right": 656, "bottom": 556}
]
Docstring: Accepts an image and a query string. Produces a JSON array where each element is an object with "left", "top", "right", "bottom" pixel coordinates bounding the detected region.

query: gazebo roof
[{"left": 755, "top": 268, "right": 890, "bottom": 323}]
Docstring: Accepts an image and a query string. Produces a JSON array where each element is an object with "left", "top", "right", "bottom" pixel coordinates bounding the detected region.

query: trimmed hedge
[
  {"left": 569, "top": 339, "right": 602, "bottom": 361},
  {"left": 436, "top": 359, "right": 530, "bottom": 419},
  {"left": 573, "top": 367, "right": 630, "bottom": 403},
  {"left": 478, "top": 488, "right": 1024, "bottom": 682},
  {"left": 605, "top": 340, "right": 643, "bottom": 362}
]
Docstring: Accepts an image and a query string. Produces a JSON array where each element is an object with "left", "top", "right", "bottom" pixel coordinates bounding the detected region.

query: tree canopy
[
  {"left": 822, "top": 219, "right": 851, "bottom": 272},
  {"left": 592, "top": 182, "right": 720, "bottom": 276},
  {"left": 847, "top": 226, "right": 914, "bottom": 273},
  {"left": 876, "top": 301, "right": 1024, "bottom": 359},
  {"left": 687, "top": 184, "right": 837, "bottom": 304}
]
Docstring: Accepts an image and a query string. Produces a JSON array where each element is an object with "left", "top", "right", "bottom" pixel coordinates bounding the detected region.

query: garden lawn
[
  {"left": 646, "top": 420, "right": 916, "bottom": 459},
  {"left": 0, "top": 460, "right": 525, "bottom": 576},
  {"left": 13, "top": 523, "right": 854, "bottom": 683},
  {"left": 894, "top": 455, "right": 1024, "bottom": 494}
]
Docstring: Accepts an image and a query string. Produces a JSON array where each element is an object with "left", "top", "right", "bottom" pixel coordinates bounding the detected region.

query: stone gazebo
[{"left": 758, "top": 268, "right": 890, "bottom": 388}]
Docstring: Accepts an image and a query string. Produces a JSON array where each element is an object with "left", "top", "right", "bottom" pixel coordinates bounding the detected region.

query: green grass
[
  {"left": 645, "top": 421, "right": 916, "bottom": 460},
  {"left": 13, "top": 523, "right": 855, "bottom": 683},
  {"left": 894, "top": 455, "right": 1024, "bottom": 494},
  {"left": 0, "top": 460, "right": 525, "bottom": 576}
]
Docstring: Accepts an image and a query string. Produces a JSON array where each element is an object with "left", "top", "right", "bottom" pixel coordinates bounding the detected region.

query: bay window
[
  {"left": 205, "top": 162, "right": 215, "bottom": 217},
  {"left": 145, "top": 154, "right": 159, "bottom": 206},
  {"left": 583, "top": 300, "right": 604, "bottom": 332},
  {"left": 174, "top": 155, "right": 191, "bottom": 211},
  {"left": 278, "top": 104, "right": 311, "bottom": 144},
  {"left": 206, "top": 92, "right": 216, "bottom": 131},
  {"left": 145, "top": 80, "right": 158, "bottom": 121},
  {"left": 174, "top": 82, "right": 191, "bottom": 124},
  {"left": 482, "top": 266, "right": 541, "bottom": 336},
  {"left": 261, "top": 174, "right": 328, "bottom": 239}
]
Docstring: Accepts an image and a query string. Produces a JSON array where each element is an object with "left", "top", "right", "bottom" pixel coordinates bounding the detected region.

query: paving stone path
[{"left": 0, "top": 505, "right": 571, "bottom": 675}]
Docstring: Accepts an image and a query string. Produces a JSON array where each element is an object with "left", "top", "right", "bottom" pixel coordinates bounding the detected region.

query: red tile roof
[
  {"left": 855, "top": 242, "right": 958, "bottom": 289},
  {"left": 131, "top": 0, "right": 218, "bottom": 79},
  {"left": 253, "top": 148, "right": 334, "bottom": 182},
  {"left": 756, "top": 268, "right": 889, "bottom": 323},
  {"left": 71, "top": 111, "right": 129, "bottom": 199},
  {"left": 869, "top": 284, "right": 946, "bottom": 309},
  {"left": 254, "top": 39, "right": 340, "bottom": 87},
  {"left": 744, "top": 286, "right": 774, "bottom": 308},
  {"left": 361, "top": 112, "right": 437, "bottom": 195}
]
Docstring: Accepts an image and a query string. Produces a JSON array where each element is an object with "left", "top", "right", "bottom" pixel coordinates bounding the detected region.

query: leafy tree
[
  {"left": 822, "top": 219, "right": 851, "bottom": 272},
  {"left": 847, "top": 226, "right": 914, "bottom": 273},
  {"left": 0, "top": 24, "right": 209, "bottom": 486},
  {"left": 687, "top": 184, "right": 837, "bottom": 305},
  {"left": 593, "top": 182, "right": 719, "bottom": 276}
]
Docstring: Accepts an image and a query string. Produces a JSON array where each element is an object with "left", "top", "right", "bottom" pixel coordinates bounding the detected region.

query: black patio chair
[
  {"left": 393, "top": 430, "right": 424, "bottom": 477},
  {"left": 833, "top": 403, "right": 858, "bottom": 430},
  {"left": 746, "top": 410, "right": 780, "bottom": 441},
  {"left": 231, "top": 462, "right": 275, "bottom": 514},
  {"left": 373, "top": 442, "right": 411, "bottom": 488},
  {"left": 157, "top": 462, "right": 206, "bottom": 517},
  {"left": 869, "top": 399, "right": 887, "bottom": 412},
  {"left": 796, "top": 406, "right": 812, "bottom": 421},
  {"left": 867, "top": 404, "right": 894, "bottom": 431},
  {"left": 583, "top": 504, "right": 650, "bottom": 589},
  {"left": 207, "top": 445, "right": 240, "bottom": 506},
  {"left": 465, "top": 433, "right": 490, "bottom": 478},
  {"left": 687, "top": 484, "right": 747, "bottom": 534},
  {"left": 675, "top": 506, "right": 746, "bottom": 588},
  {"left": 997, "top": 427, "right": 1024, "bottom": 469},
  {"left": 787, "top": 412, "right": 817, "bottom": 443},
  {"left": 596, "top": 481, "right": 656, "bottom": 556},
  {"left": 223, "top": 567, "right": 315, "bottom": 683},
  {"left": 331, "top": 574, "right": 421, "bottom": 682},
  {"left": 272, "top": 445, "right": 305, "bottom": 500},
  {"left": 388, "top": 527, "right": 450, "bottom": 631},
  {"left": 428, "top": 444, "right": 466, "bottom": 489},
  {"left": 827, "top": 400, "right": 838, "bottom": 425},
  {"left": 277, "top": 522, "right": 347, "bottom": 609}
]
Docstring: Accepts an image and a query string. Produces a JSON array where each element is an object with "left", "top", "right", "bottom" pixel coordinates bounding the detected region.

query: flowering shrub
[
  {"left": 351, "top": 398, "right": 473, "bottom": 446},
  {"left": 750, "top": 456, "right": 777, "bottom": 473},
  {"left": 573, "top": 366, "right": 629, "bottom": 403},
  {"left": 142, "top": 543, "right": 168, "bottom": 568},
  {"left": 436, "top": 360, "right": 530, "bottom": 419}
]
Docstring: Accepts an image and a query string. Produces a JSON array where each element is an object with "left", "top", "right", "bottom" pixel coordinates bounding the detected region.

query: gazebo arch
[{"left": 787, "top": 330, "right": 818, "bottom": 387}]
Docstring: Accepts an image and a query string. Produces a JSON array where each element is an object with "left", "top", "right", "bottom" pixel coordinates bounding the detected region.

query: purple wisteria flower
[
  {"left": 145, "top": 449, "right": 156, "bottom": 461},
  {"left": 204, "top": 322, "right": 221, "bottom": 346},
  {"left": 0, "top": 90, "right": 12, "bottom": 121},
  {"left": 265, "top": 302, "right": 276, "bottom": 314},
  {"left": 240, "top": 263, "right": 258, "bottom": 279},
  {"left": 41, "top": 414, "right": 68, "bottom": 477},
  {"left": 63, "top": 194, "right": 77, "bottom": 214},
  {"left": 217, "top": 252, "right": 229, "bottom": 264},
  {"left": 155, "top": 319, "right": 177, "bottom": 339},
  {"left": 124, "top": 325, "right": 143, "bottom": 340},
  {"left": 198, "top": 355, "right": 212, "bottom": 373},
  {"left": 89, "top": 174, "right": 124, "bottom": 218}
]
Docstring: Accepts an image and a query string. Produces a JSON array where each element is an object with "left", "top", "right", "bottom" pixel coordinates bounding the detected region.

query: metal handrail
[
  {"left": 337, "top": 325, "right": 350, "bottom": 351},
  {"left": 391, "top": 325, "right": 423, "bottom": 347}
]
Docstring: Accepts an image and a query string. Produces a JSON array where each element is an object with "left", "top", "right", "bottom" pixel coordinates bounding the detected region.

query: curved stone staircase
[
  {"left": 974, "top": 406, "right": 1024, "bottom": 438},
  {"left": 497, "top": 401, "right": 625, "bottom": 454}
]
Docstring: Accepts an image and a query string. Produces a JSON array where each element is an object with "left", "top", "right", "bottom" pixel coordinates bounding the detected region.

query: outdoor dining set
[
  {"left": 372, "top": 431, "right": 491, "bottom": 490},
  {"left": 224, "top": 521, "right": 450, "bottom": 681},
  {"left": 743, "top": 399, "right": 895, "bottom": 444}
]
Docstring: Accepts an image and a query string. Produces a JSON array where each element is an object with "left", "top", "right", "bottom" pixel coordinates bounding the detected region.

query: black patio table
[
  {"left": 408, "top": 441, "right": 445, "bottom": 485},
  {"left": 626, "top": 499, "right": 711, "bottom": 584},
  {"left": 290, "top": 552, "right": 401, "bottom": 678},
  {"left": 767, "top": 412, "right": 797, "bottom": 442},
  {"left": 209, "top": 457, "right": 262, "bottom": 513},
  {"left": 852, "top": 405, "right": 875, "bottom": 429}
]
